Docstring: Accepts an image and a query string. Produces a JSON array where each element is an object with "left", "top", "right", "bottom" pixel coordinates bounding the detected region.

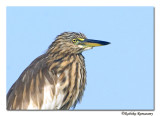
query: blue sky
[{"left": 7, "top": 7, "right": 154, "bottom": 110}]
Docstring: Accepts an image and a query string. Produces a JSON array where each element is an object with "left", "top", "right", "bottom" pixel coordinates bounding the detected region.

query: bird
[{"left": 7, "top": 32, "right": 110, "bottom": 110}]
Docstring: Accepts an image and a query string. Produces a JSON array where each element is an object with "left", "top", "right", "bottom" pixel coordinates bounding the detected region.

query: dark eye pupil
[{"left": 73, "top": 39, "right": 76, "bottom": 42}]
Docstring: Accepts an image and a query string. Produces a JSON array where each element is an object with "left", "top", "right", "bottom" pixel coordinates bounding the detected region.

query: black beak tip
[
  {"left": 107, "top": 42, "right": 111, "bottom": 45},
  {"left": 103, "top": 41, "right": 111, "bottom": 45}
]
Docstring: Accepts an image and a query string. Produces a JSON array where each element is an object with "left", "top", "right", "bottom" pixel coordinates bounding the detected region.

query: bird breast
[{"left": 27, "top": 54, "right": 86, "bottom": 110}]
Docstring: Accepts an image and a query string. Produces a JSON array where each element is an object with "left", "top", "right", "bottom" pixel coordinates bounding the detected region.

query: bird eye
[{"left": 72, "top": 39, "right": 77, "bottom": 43}]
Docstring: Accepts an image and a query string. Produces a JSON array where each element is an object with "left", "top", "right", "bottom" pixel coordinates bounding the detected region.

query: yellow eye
[{"left": 72, "top": 39, "right": 77, "bottom": 43}]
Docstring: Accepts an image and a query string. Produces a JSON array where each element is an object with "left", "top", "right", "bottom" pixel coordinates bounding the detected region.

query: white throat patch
[{"left": 78, "top": 45, "right": 92, "bottom": 51}]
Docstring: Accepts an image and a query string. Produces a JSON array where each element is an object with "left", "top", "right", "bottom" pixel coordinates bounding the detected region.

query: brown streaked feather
[
  {"left": 22, "top": 84, "right": 28, "bottom": 109},
  {"left": 7, "top": 54, "right": 48, "bottom": 110}
]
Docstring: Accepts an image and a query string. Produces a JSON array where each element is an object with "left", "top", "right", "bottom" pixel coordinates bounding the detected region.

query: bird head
[{"left": 48, "top": 32, "right": 110, "bottom": 54}]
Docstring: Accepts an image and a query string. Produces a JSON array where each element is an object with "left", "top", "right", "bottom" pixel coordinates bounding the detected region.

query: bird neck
[{"left": 47, "top": 46, "right": 83, "bottom": 61}]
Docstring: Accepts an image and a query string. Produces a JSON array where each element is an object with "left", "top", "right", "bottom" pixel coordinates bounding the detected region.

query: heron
[{"left": 7, "top": 32, "right": 110, "bottom": 110}]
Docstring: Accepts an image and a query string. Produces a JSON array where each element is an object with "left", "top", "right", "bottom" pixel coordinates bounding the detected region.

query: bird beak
[{"left": 81, "top": 39, "right": 110, "bottom": 47}]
